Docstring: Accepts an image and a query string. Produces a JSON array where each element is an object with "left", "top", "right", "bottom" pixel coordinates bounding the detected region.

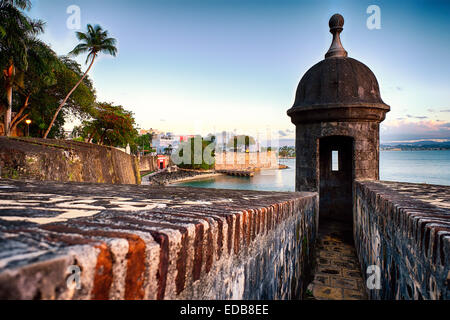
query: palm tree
[
  {"left": 0, "top": 0, "right": 44, "bottom": 136},
  {"left": 43, "top": 24, "right": 117, "bottom": 139},
  {"left": 9, "top": 39, "right": 59, "bottom": 134},
  {"left": 165, "top": 144, "right": 174, "bottom": 156},
  {"left": 2, "top": 0, "right": 31, "bottom": 8}
]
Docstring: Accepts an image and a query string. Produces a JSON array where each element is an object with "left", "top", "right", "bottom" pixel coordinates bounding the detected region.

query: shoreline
[
  {"left": 142, "top": 165, "right": 291, "bottom": 186},
  {"left": 168, "top": 173, "right": 223, "bottom": 185},
  {"left": 142, "top": 169, "right": 224, "bottom": 186}
]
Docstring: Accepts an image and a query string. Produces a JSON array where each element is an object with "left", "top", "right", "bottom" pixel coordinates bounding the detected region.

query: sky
[{"left": 28, "top": 0, "right": 450, "bottom": 143}]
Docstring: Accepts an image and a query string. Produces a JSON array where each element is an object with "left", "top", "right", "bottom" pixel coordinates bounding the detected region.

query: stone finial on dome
[{"left": 325, "top": 14, "right": 348, "bottom": 59}]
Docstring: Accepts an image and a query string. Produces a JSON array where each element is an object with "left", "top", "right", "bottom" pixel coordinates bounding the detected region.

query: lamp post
[{"left": 25, "top": 120, "right": 32, "bottom": 137}]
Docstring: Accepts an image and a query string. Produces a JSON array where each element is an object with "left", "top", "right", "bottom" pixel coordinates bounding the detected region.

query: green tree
[
  {"left": 0, "top": 0, "right": 44, "bottom": 136},
  {"left": 279, "top": 146, "right": 295, "bottom": 158},
  {"left": 1, "top": 0, "right": 31, "bottom": 8},
  {"left": 44, "top": 24, "right": 117, "bottom": 138},
  {"left": 8, "top": 39, "right": 60, "bottom": 134},
  {"left": 22, "top": 56, "right": 96, "bottom": 138},
  {"left": 135, "top": 133, "right": 154, "bottom": 155},
  {"left": 164, "top": 144, "right": 174, "bottom": 156},
  {"left": 75, "top": 102, "right": 138, "bottom": 148}
]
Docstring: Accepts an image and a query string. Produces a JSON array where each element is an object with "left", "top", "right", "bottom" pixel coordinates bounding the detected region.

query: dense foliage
[
  {"left": 135, "top": 133, "right": 155, "bottom": 155},
  {"left": 0, "top": 0, "right": 45, "bottom": 135},
  {"left": 73, "top": 102, "right": 138, "bottom": 149},
  {"left": 279, "top": 146, "right": 296, "bottom": 158},
  {"left": 0, "top": 0, "right": 139, "bottom": 149}
]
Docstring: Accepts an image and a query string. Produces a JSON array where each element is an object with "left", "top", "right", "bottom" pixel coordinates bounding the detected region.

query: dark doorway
[
  {"left": 319, "top": 136, "right": 354, "bottom": 225},
  {"left": 307, "top": 136, "right": 365, "bottom": 300}
]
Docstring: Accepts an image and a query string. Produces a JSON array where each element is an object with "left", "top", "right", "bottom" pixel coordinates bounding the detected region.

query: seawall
[
  {"left": 354, "top": 181, "right": 450, "bottom": 300},
  {"left": 0, "top": 137, "right": 141, "bottom": 185},
  {"left": 0, "top": 180, "right": 318, "bottom": 300}
]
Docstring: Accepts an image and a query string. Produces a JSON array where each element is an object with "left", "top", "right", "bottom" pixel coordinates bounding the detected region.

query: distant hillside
[
  {"left": 277, "top": 139, "right": 450, "bottom": 150},
  {"left": 278, "top": 140, "right": 450, "bottom": 150},
  {"left": 381, "top": 140, "right": 450, "bottom": 150}
]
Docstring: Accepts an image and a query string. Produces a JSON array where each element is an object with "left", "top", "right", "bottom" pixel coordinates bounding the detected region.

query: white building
[{"left": 153, "top": 133, "right": 181, "bottom": 155}]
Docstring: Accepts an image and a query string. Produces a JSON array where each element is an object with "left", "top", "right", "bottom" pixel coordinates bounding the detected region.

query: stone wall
[
  {"left": 0, "top": 180, "right": 318, "bottom": 300},
  {"left": 0, "top": 137, "right": 141, "bottom": 185},
  {"left": 354, "top": 181, "right": 450, "bottom": 300},
  {"left": 215, "top": 152, "right": 279, "bottom": 171},
  {"left": 139, "top": 155, "right": 158, "bottom": 173}
]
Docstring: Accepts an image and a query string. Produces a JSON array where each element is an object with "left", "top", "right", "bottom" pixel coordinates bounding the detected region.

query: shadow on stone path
[{"left": 306, "top": 221, "right": 368, "bottom": 300}]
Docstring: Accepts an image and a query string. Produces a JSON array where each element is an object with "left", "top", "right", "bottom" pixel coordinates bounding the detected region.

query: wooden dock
[{"left": 217, "top": 169, "right": 255, "bottom": 177}]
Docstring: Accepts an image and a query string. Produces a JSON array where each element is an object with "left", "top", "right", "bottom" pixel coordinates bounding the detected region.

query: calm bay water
[{"left": 172, "top": 151, "right": 450, "bottom": 191}]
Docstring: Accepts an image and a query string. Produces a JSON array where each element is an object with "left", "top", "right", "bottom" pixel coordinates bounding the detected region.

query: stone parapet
[
  {"left": 0, "top": 180, "right": 318, "bottom": 300},
  {"left": 354, "top": 181, "right": 450, "bottom": 300}
]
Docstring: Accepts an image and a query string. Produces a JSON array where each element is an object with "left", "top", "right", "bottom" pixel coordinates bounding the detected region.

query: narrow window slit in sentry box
[{"left": 332, "top": 150, "right": 339, "bottom": 172}]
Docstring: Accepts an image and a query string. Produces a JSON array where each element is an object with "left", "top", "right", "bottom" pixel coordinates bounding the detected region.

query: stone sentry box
[{"left": 287, "top": 14, "right": 390, "bottom": 225}]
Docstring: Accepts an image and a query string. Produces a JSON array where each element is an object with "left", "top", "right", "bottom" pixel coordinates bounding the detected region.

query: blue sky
[{"left": 29, "top": 0, "right": 450, "bottom": 143}]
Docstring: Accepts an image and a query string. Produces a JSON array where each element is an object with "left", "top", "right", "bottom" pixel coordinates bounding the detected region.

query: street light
[{"left": 25, "top": 120, "right": 32, "bottom": 137}]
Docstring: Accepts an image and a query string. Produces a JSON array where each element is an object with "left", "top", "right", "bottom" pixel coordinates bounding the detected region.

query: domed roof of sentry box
[{"left": 288, "top": 14, "right": 390, "bottom": 124}]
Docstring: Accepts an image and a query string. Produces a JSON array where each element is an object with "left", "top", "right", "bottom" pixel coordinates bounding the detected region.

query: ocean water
[
  {"left": 172, "top": 151, "right": 450, "bottom": 191},
  {"left": 380, "top": 150, "right": 450, "bottom": 186}
]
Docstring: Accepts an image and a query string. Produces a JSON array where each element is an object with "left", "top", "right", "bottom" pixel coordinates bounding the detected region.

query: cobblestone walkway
[{"left": 307, "top": 222, "right": 368, "bottom": 300}]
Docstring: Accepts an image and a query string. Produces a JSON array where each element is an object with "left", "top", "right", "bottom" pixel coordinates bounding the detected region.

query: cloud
[
  {"left": 388, "top": 86, "right": 404, "bottom": 92},
  {"left": 426, "top": 108, "right": 450, "bottom": 113},
  {"left": 381, "top": 119, "right": 450, "bottom": 142},
  {"left": 278, "top": 130, "right": 289, "bottom": 137},
  {"left": 277, "top": 129, "right": 296, "bottom": 139},
  {"left": 406, "top": 114, "right": 428, "bottom": 119}
]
